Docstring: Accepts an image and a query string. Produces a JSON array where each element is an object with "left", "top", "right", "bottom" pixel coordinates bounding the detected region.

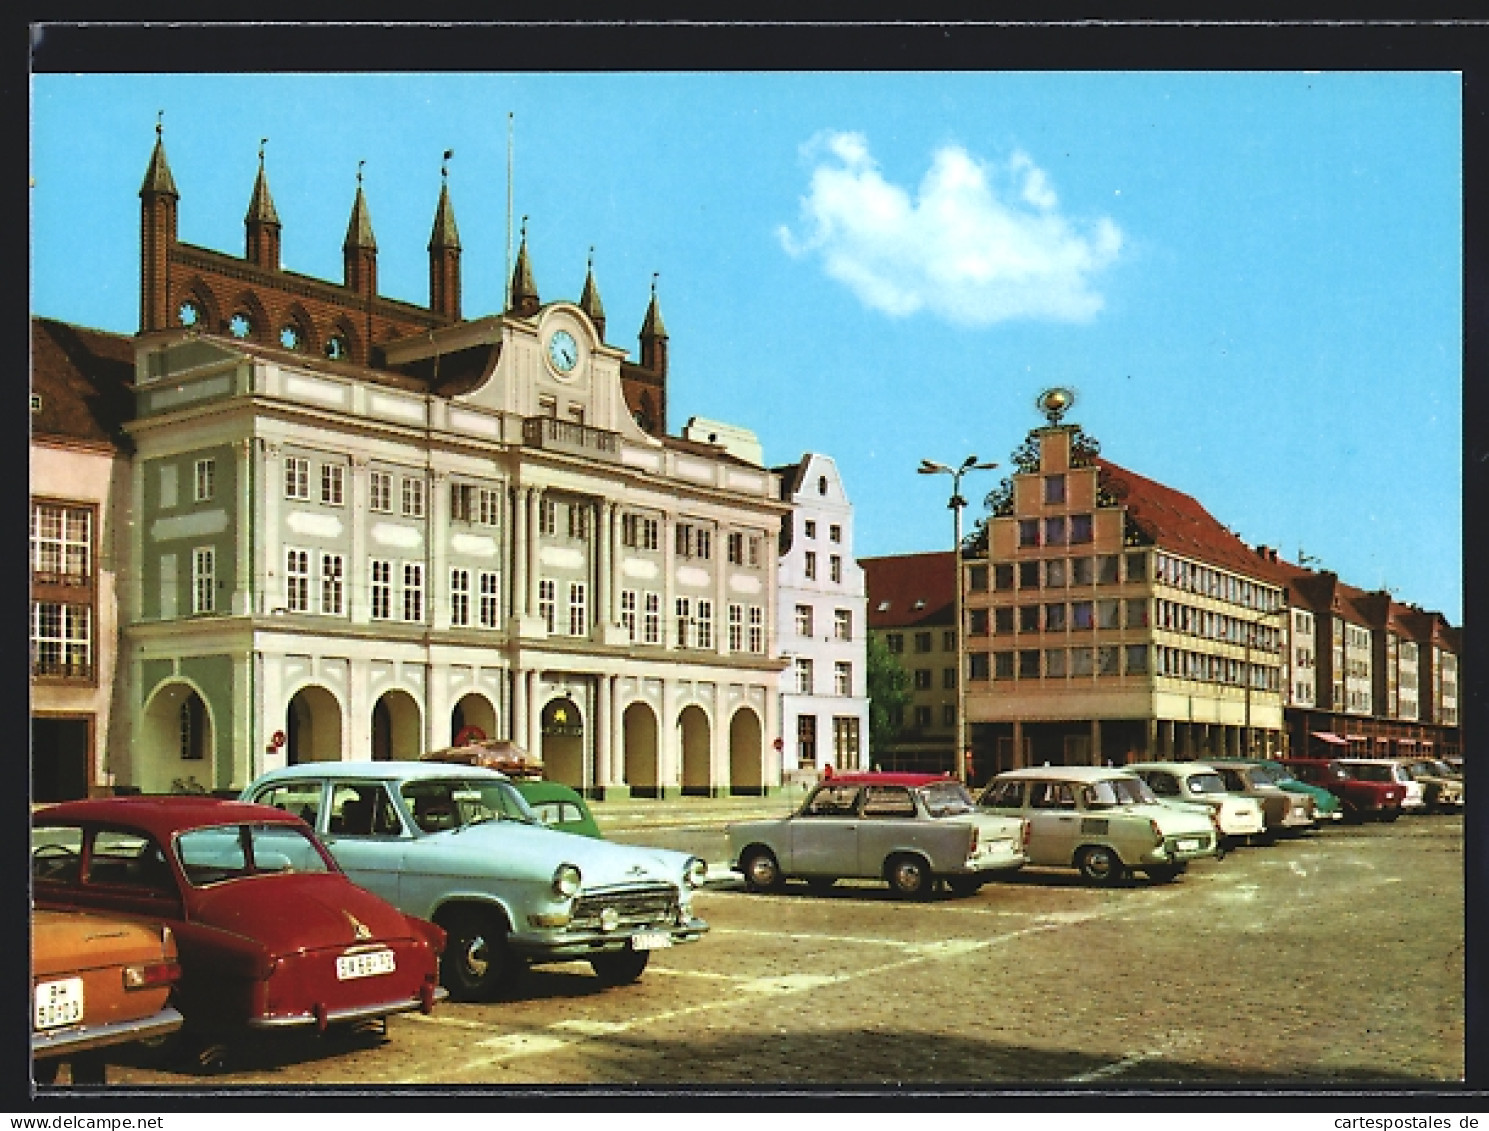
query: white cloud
[{"left": 778, "top": 131, "right": 1123, "bottom": 326}]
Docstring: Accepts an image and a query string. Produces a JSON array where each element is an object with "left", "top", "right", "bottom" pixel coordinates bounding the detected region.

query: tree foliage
[{"left": 866, "top": 633, "right": 912, "bottom": 762}]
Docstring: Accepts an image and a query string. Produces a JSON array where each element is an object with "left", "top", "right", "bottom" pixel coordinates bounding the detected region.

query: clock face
[{"left": 548, "top": 329, "right": 579, "bottom": 373}]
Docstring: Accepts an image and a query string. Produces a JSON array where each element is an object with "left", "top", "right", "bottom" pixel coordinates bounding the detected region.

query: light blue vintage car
[{"left": 242, "top": 762, "right": 708, "bottom": 1000}]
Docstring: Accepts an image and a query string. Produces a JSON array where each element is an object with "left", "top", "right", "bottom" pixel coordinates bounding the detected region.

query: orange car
[{"left": 32, "top": 908, "right": 183, "bottom": 1085}]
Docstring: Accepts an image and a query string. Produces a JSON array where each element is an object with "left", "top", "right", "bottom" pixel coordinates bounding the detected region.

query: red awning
[
  {"left": 1346, "top": 734, "right": 1367, "bottom": 742},
  {"left": 1310, "top": 731, "right": 1348, "bottom": 746}
]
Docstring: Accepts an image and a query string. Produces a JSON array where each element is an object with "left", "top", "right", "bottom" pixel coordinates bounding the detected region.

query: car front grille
[{"left": 570, "top": 883, "right": 679, "bottom": 930}]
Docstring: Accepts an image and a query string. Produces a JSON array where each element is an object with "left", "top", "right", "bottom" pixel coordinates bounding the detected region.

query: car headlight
[
  {"left": 552, "top": 862, "right": 581, "bottom": 898},
  {"left": 684, "top": 856, "right": 707, "bottom": 889}
]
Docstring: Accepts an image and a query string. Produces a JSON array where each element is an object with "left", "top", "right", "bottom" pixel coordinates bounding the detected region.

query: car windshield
[
  {"left": 1082, "top": 777, "right": 1156, "bottom": 808},
  {"left": 1342, "top": 763, "right": 1394, "bottom": 783},
  {"left": 917, "top": 781, "right": 976, "bottom": 817},
  {"left": 176, "top": 822, "right": 332, "bottom": 886},
  {"left": 401, "top": 778, "right": 537, "bottom": 832},
  {"left": 1185, "top": 773, "right": 1227, "bottom": 796},
  {"left": 1426, "top": 760, "right": 1455, "bottom": 776}
]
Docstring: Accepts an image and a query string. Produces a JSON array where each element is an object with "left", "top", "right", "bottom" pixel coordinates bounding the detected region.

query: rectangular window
[
  {"left": 696, "top": 599, "right": 713, "bottom": 648},
  {"left": 322, "top": 464, "right": 345, "bottom": 507},
  {"left": 728, "top": 603, "right": 744, "bottom": 651},
  {"left": 829, "top": 524, "right": 842, "bottom": 543},
  {"left": 622, "top": 514, "right": 659, "bottom": 550},
  {"left": 1044, "top": 602, "right": 1067, "bottom": 631},
  {"left": 914, "top": 631, "right": 932, "bottom": 653},
  {"left": 320, "top": 553, "right": 344, "bottom": 616},
  {"left": 1045, "top": 648, "right": 1067, "bottom": 678},
  {"left": 451, "top": 484, "right": 474, "bottom": 521},
  {"left": 539, "top": 499, "right": 557, "bottom": 537},
  {"left": 1069, "top": 514, "right": 1093, "bottom": 543},
  {"left": 370, "top": 560, "right": 392, "bottom": 620},
  {"left": 1125, "top": 598, "right": 1149, "bottom": 629},
  {"left": 478, "top": 488, "right": 500, "bottom": 527},
  {"left": 804, "top": 520, "right": 817, "bottom": 539},
  {"left": 914, "top": 668, "right": 932, "bottom": 690},
  {"left": 728, "top": 531, "right": 745, "bottom": 564},
  {"left": 804, "top": 551, "right": 817, "bottom": 580},
  {"left": 748, "top": 605, "right": 764, "bottom": 653},
  {"left": 835, "top": 661, "right": 851, "bottom": 696},
  {"left": 915, "top": 706, "right": 932, "bottom": 728},
  {"left": 796, "top": 604, "right": 814, "bottom": 637},
  {"left": 887, "top": 632, "right": 904, "bottom": 653},
  {"left": 192, "top": 547, "right": 215, "bottom": 614},
  {"left": 1096, "top": 599, "right": 1121, "bottom": 629},
  {"left": 676, "top": 597, "right": 692, "bottom": 648},
  {"left": 969, "top": 652, "right": 990, "bottom": 681},
  {"left": 401, "top": 477, "right": 426, "bottom": 519},
  {"left": 645, "top": 593, "right": 662, "bottom": 645},
  {"left": 31, "top": 503, "right": 91, "bottom": 581},
  {"left": 568, "top": 582, "right": 587, "bottom": 636},
  {"left": 832, "top": 716, "right": 860, "bottom": 764},
  {"left": 830, "top": 555, "right": 842, "bottom": 583},
  {"left": 795, "top": 658, "right": 814, "bottom": 695},
  {"left": 1019, "top": 561, "right": 1040, "bottom": 590},
  {"left": 450, "top": 568, "right": 471, "bottom": 627},
  {"left": 675, "top": 523, "right": 694, "bottom": 558},
  {"left": 1019, "top": 605, "right": 1040, "bottom": 633},
  {"left": 1044, "top": 475, "right": 1066, "bottom": 504},
  {"left": 1097, "top": 555, "right": 1121, "bottom": 584},
  {"left": 284, "top": 457, "right": 309, "bottom": 500},
  {"left": 696, "top": 525, "right": 711, "bottom": 558},
  {"left": 994, "top": 607, "right": 1014, "bottom": 635},
  {"left": 30, "top": 602, "right": 91, "bottom": 678},
  {"left": 622, "top": 590, "right": 638, "bottom": 641},
  {"left": 568, "top": 504, "right": 590, "bottom": 540},
  {"left": 834, "top": 609, "right": 852, "bottom": 640},
  {"left": 942, "top": 704, "right": 956, "bottom": 727},
  {"left": 1098, "top": 645, "right": 1121, "bottom": 675},
  {"left": 1125, "top": 551, "right": 1147, "bottom": 582},
  {"left": 1018, "top": 650, "right": 1040, "bottom": 678},
  {"left": 369, "top": 470, "right": 392, "bottom": 513},
  {"left": 1045, "top": 559, "right": 1067, "bottom": 588},
  {"left": 943, "top": 630, "right": 956, "bottom": 652},
  {"left": 285, "top": 549, "right": 310, "bottom": 613},
  {"left": 747, "top": 535, "right": 762, "bottom": 568},
  {"left": 994, "top": 651, "right": 1015, "bottom": 680},
  {"left": 538, "top": 579, "right": 556, "bottom": 633},
  {"left": 968, "top": 564, "right": 988, "bottom": 591},
  {"left": 1071, "top": 601, "right": 1094, "bottom": 630},
  {"left": 1018, "top": 519, "right": 1040, "bottom": 547},
  {"left": 994, "top": 564, "right": 1014, "bottom": 591},
  {"left": 402, "top": 562, "right": 424, "bottom": 622},
  {"left": 1072, "top": 557, "right": 1094, "bottom": 585},
  {"left": 194, "top": 458, "right": 215, "bottom": 502},
  {"left": 1070, "top": 646, "right": 1094, "bottom": 676},
  {"left": 1044, "top": 517, "right": 1066, "bottom": 546},
  {"left": 942, "top": 667, "right": 956, "bottom": 690},
  {"left": 478, "top": 571, "right": 500, "bottom": 628}
]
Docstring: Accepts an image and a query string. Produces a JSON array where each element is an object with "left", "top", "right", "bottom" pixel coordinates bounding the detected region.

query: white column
[
  {"left": 527, "top": 488, "right": 543, "bottom": 619},
  {"left": 261, "top": 443, "right": 282, "bottom": 614},
  {"left": 430, "top": 471, "right": 449, "bottom": 630},
  {"left": 233, "top": 437, "right": 254, "bottom": 616},
  {"left": 609, "top": 675, "right": 624, "bottom": 786},
  {"left": 595, "top": 672, "right": 612, "bottom": 789},
  {"left": 511, "top": 486, "right": 527, "bottom": 624},
  {"left": 511, "top": 667, "right": 527, "bottom": 752},
  {"left": 597, "top": 501, "right": 613, "bottom": 629},
  {"left": 350, "top": 455, "right": 370, "bottom": 625}
]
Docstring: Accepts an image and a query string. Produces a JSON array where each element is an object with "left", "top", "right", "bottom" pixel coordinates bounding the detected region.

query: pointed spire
[
  {"left": 640, "top": 272, "right": 667, "bottom": 339},
  {"left": 428, "top": 149, "right": 460, "bottom": 250},
  {"left": 344, "top": 160, "right": 377, "bottom": 251},
  {"left": 245, "top": 138, "right": 280, "bottom": 225},
  {"left": 509, "top": 215, "right": 539, "bottom": 316},
  {"left": 139, "top": 111, "right": 178, "bottom": 198},
  {"left": 244, "top": 137, "right": 281, "bottom": 271},
  {"left": 579, "top": 246, "right": 606, "bottom": 340}
]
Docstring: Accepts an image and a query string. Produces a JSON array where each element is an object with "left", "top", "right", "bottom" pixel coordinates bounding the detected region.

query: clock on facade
[{"left": 547, "top": 329, "right": 579, "bottom": 373}]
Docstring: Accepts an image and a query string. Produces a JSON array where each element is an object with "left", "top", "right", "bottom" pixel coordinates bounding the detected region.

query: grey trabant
[
  {"left": 726, "top": 772, "right": 1029, "bottom": 898},
  {"left": 243, "top": 762, "right": 707, "bottom": 1000},
  {"left": 977, "top": 766, "right": 1219, "bottom": 885}
]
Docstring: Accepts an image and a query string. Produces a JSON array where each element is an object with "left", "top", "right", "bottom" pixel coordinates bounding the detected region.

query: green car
[
  {"left": 1211, "top": 759, "right": 1343, "bottom": 822},
  {"left": 512, "top": 780, "right": 604, "bottom": 839}
]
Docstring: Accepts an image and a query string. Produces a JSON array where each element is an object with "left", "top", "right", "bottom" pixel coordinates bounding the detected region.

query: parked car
[
  {"left": 32, "top": 909, "right": 184, "bottom": 1085},
  {"left": 1209, "top": 763, "right": 1316, "bottom": 839},
  {"left": 726, "top": 772, "right": 1028, "bottom": 899},
  {"left": 1211, "top": 758, "right": 1344, "bottom": 822},
  {"left": 32, "top": 797, "right": 446, "bottom": 1066},
  {"left": 1334, "top": 758, "right": 1427, "bottom": 812},
  {"left": 1396, "top": 758, "right": 1463, "bottom": 813},
  {"left": 243, "top": 762, "right": 708, "bottom": 999},
  {"left": 977, "top": 766, "right": 1219, "bottom": 885},
  {"left": 1126, "top": 762, "right": 1265, "bottom": 847},
  {"left": 512, "top": 780, "right": 604, "bottom": 839},
  {"left": 1281, "top": 759, "right": 1404, "bottom": 823}
]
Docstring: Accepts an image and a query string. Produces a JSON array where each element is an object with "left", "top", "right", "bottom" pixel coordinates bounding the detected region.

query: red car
[
  {"left": 1281, "top": 759, "right": 1404, "bottom": 823},
  {"left": 32, "top": 797, "right": 446, "bottom": 1064}
]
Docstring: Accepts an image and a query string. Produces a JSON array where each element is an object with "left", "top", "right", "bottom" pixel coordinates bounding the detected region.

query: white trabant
[
  {"left": 977, "top": 765, "right": 1219, "bottom": 885},
  {"left": 1127, "top": 761, "right": 1267, "bottom": 845}
]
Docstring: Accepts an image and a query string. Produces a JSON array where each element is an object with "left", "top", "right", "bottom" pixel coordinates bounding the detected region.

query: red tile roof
[
  {"left": 1095, "top": 457, "right": 1274, "bottom": 580},
  {"left": 30, "top": 317, "right": 135, "bottom": 449},
  {"left": 862, "top": 551, "right": 955, "bottom": 630}
]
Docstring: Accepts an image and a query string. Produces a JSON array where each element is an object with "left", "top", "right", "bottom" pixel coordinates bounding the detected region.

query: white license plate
[
  {"left": 630, "top": 931, "right": 673, "bottom": 952},
  {"left": 336, "top": 949, "right": 396, "bottom": 980},
  {"left": 1176, "top": 838, "right": 1201, "bottom": 852},
  {"left": 35, "top": 977, "right": 84, "bottom": 1030}
]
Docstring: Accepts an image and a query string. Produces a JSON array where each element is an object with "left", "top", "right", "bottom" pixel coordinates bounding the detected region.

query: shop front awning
[
  {"left": 1396, "top": 738, "right": 1417, "bottom": 746},
  {"left": 1310, "top": 731, "right": 1348, "bottom": 746},
  {"left": 1346, "top": 735, "right": 1367, "bottom": 742}
]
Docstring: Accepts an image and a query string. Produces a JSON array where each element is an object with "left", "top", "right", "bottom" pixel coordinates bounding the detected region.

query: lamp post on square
[{"left": 919, "top": 455, "right": 998, "bottom": 783}]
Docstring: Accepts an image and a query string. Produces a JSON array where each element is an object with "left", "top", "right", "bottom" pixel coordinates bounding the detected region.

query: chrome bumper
[
  {"left": 33, "top": 1006, "right": 184, "bottom": 1058},
  {"left": 510, "top": 917, "right": 710, "bottom": 961},
  {"left": 248, "top": 987, "right": 448, "bottom": 1030}
]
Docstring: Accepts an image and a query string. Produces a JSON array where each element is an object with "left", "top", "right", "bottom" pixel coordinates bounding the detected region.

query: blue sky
[{"left": 30, "top": 70, "right": 1463, "bottom": 623}]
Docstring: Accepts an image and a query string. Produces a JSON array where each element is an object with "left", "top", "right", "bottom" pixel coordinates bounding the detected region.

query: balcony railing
[
  {"left": 521, "top": 416, "right": 620, "bottom": 462},
  {"left": 31, "top": 658, "right": 94, "bottom": 681}
]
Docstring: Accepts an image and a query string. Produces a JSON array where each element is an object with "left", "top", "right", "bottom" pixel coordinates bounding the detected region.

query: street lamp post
[{"left": 919, "top": 455, "right": 998, "bottom": 783}]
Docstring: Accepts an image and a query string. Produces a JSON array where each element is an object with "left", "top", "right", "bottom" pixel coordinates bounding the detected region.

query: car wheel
[
  {"left": 1381, "top": 808, "right": 1401, "bottom": 823},
  {"left": 741, "top": 848, "right": 784, "bottom": 892},
  {"left": 33, "top": 1059, "right": 59, "bottom": 1086},
  {"left": 590, "top": 949, "right": 650, "bottom": 986},
  {"left": 946, "top": 876, "right": 983, "bottom": 898},
  {"left": 68, "top": 1051, "right": 107, "bottom": 1085},
  {"left": 1144, "top": 863, "right": 1183, "bottom": 884},
  {"left": 1341, "top": 806, "right": 1364, "bottom": 825},
  {"left": 439, "top": 908, "right": 513, "bottom": 1001},
  {"left": 1077, "top": 845, "right": 1126, "bottom": 886},
  {"left": 885, "top": 853, "right": 933, "bottom": 899}
]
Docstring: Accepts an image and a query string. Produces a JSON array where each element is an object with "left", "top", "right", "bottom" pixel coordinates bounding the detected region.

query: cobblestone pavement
[{"left": 86, "top": 810, "right": 1463, "bottom": 1092}]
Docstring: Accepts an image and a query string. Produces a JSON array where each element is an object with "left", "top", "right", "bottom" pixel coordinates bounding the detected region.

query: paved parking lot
[{"left": 85, "top": 807, "right": 1463, "bottom": 1091}]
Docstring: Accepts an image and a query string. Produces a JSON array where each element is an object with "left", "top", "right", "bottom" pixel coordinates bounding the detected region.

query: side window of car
[
  {"left": 255, "top": 781, "right": 324, "bottom": 830},
  {"left": 1147, "top": 773, "right": 1180, "bottom": 797},
  {"left": 1030, "top": 782, "right": 1076, "bottom": 810},
  {"left": 982, "top": 781, "right": 1024, "bottom": 809},
  {"left": 32, "top": 825, "right": 84, "bottom": 884},
  {"left": 862, "top": 786, "right": 916, "bottom": 818},
  {"left": 531, "top": 800, "right": 583, "bottom": 827},
  {"left": 805, "top": 785, "right": 861, "bottom": 817},
  {"left": 330, "top": 784, "right": 404, "bottom": 837},
  {"left": 1218, "top": 769, "right": 1243, "bottom": 791}
]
